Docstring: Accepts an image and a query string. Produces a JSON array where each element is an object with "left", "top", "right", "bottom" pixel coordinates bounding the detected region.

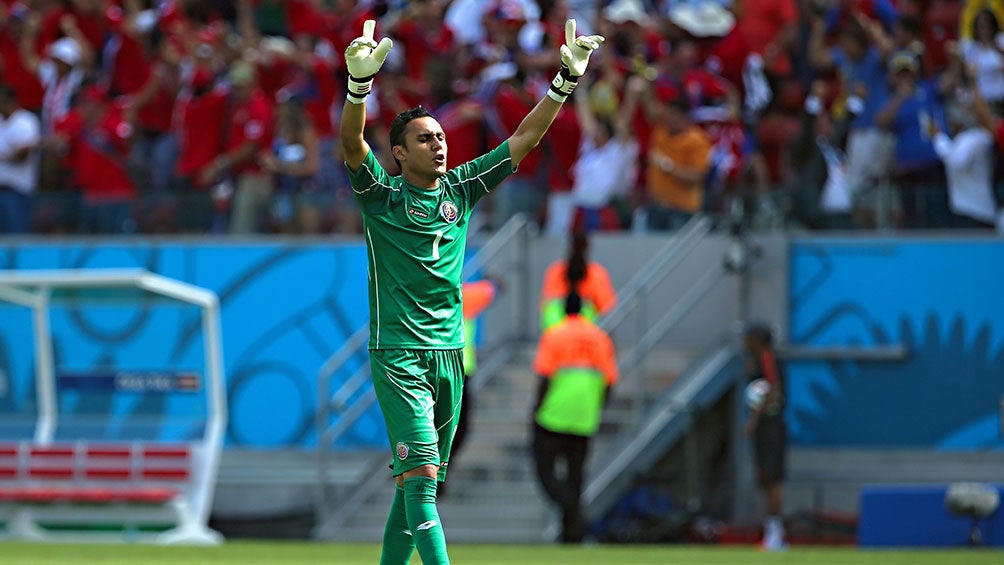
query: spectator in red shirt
[
  {"left": 922, "top": 0, "right": 963, "bottom": 75},
  {"left": 20, "top": 14, "right": 92, "bottom": 194},
  {"left": 173, "top": 65, "right": 226, "bottom": 232},
  {"left": 0, "top": 5, "right": 45, "bottom": 112},
  {"left": 52, "top": 85, "right": 137, "bottom": 234},
  {"left": 387, "top": 0, "right": 457, "bottom": 84},
  {"left": 209, "top": 60, "right": 273, "bottom": 235},
  {"left": 281, "top": 36, "right": 342, "bottom": 229},
  {"left": 484, "top": 65, "right": 548, "bottom": 229},
  {"left": 736, "top": 0, "right": 800, "bottom": 77},
  {"left": 38, "top": 0, "right": 105, "bottom": 56},
  {"left": 124, "top": 30, "right": 181, "bottom": 201}
]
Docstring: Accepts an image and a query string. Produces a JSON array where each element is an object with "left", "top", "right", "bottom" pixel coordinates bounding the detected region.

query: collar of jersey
[{"left": 398, "top": 175, "right": 445, "bottom": 199}]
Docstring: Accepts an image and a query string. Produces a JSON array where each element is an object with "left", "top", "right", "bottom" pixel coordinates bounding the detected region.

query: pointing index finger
[
  {"left": 362, "top": 19, "right": 376, "bottom": 41},
  {"left": 565, "top": 19, "right": 576, "bottom": 48}
]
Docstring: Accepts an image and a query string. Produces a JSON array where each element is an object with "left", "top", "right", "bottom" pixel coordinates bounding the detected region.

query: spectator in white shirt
[
  {"left": 568, "top": 74, "right": 642, "bottom": 232},
  {"left": 932, "top": 92, "right": 998, "bottom": 228},
  {"left": 0, "top": 85, "right": 41, "bottom": 233},
  {"left": 959, "top": 9, "right": 1004, "bottom": 115}
]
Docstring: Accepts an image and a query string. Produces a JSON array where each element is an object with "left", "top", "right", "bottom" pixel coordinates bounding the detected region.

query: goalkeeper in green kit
[{"left": 340, "top": 17, "right": 604, "bottom": 565}]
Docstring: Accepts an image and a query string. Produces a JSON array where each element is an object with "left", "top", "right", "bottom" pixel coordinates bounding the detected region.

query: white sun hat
[{"left": 669, "top": 2, "right": 736, "bottom": 38}]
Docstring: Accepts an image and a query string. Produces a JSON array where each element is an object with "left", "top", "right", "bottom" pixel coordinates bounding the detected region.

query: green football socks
[
  {"left": 403, "top": 476, "right": 450, "bottom": 564},
  {"left": 379, "top": 485, "right": 414, "bottom": 565}
]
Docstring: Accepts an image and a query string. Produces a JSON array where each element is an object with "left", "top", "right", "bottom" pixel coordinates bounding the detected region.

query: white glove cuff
[
  {"left": 347, "top": 73, "right": 375, "bottom": 104},
  {"left": 547, "top": 65, "right": 578, "bottom": 103}
]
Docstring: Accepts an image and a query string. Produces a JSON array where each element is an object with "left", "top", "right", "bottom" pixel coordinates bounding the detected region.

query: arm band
[
  {"left": 347, "top": 73, "right": 376, "bottom": 104},
  {"left": 547, "top": 64, "right": 578, "bottom": 103}
]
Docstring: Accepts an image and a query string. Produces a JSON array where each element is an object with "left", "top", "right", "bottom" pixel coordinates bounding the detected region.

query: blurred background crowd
[{"left": 1, "top": 0, "right": 1003, "bottom": 236}]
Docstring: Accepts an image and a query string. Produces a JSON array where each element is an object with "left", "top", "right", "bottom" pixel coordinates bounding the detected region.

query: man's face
[
  {"left": 396, "top": 116, "right": 448, "bottom": 181},
  {"left": 664, "top": 106, "right": 688, "bottom": 133}
]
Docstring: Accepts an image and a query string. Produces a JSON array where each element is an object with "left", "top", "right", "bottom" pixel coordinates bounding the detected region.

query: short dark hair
[
  {"left": 389, "top": 106, "right": 433, "bottom": 149},
  {"left": 974, "top": 9, "right": 1000, "bottom": 37},
  {"left": 666, "top": 96, "right": 690, "bottom": 116},
  {"left": 744, "top": 321, "right": 773, "bottom": 345},
  {"left": 897, "top": 14, "right": 921, "bottom": 36},
  {"left": 565, "top": 291, "right": 583, "bottom": 316},
  {"left": 840, "top": 21, "right": 869, "bottom": 49}
]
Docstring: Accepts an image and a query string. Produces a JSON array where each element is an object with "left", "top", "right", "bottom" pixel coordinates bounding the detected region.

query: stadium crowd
[{"left": 0, "top": 0, "right": 1002, "bottom": 235}]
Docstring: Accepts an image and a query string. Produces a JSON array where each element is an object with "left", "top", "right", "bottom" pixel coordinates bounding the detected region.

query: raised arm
[
  {"left": 808, "top": 17, "right": 836, "bottom": 70},
  {"left": 573, "top": 76, "right": 598, "bottom": 140},
  {"left": 339, "top": 20, "right": 393, "bottom": 171},
  {"left": 616, "top": 75, "right": 645, "bottom": 141},
  {"left": 18, "top": 12, "right": 42, "bottom": 75},
  {"left": 508, "top": 19, "right": 603, "bottom": 167}
]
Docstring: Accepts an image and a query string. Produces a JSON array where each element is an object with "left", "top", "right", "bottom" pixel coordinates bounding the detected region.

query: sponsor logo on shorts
[
  {"left": 396, "top": 442, "right": 409, "bottom": 460},
  {"left": 439, "top": 201, "right": 458, "bottom": 223}
]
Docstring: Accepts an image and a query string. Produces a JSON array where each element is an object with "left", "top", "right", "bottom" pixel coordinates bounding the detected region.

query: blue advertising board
[
  {"left": 0, "top": 240, "right": 380, "bottom": 448},
  {"left": 788, "top": 238, "right": 1004, "bottom": 449}
]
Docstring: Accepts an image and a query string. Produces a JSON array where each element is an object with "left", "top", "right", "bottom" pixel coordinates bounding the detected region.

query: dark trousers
[
  {"left": 449, "top": 377, "right": 474, "bottom": 467},
  {"left": 0, "top": 187, "right": 33, "bottom": 233},
  {"left": 532, "top": 424, "right": 590, "bottom": 543}
]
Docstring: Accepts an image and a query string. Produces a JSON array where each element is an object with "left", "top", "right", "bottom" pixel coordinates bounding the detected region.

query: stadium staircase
[{"left": 310, "top": 215, "right": 758, "bottom": 543}]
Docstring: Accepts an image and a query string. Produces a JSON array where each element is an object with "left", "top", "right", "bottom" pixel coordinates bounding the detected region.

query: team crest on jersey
[
  {"left": 396, "top": 442, "right": 409, "bottom": 460},
  {"left": 439, "top": 201, "right": 458, "bottom": 223}
]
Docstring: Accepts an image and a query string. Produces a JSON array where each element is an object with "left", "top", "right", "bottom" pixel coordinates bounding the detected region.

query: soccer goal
[{"left": 0, "top": 269, "right": 226, "bottom": 545}]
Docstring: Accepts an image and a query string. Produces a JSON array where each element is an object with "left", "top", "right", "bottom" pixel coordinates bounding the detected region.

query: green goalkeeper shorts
[{"left": 370, "top": 348, "right": 464, "bottom": 482}]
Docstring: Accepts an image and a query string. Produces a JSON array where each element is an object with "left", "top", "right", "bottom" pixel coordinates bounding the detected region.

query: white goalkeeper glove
[
  {"left": 548, "top": 19, "right": 604, "bottom": 103},
  {"left": 344, "top": 19, "right": 393, "bottom": 104}
]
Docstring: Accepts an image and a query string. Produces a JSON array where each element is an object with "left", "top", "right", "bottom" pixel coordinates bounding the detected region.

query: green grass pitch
[{"left": 2, "top": 542, "right": 1002, "bottom": 565}]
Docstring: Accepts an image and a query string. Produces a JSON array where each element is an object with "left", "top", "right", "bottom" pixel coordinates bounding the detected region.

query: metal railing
[
  {"left": 599, "top": 214, "right": 713, "bottom": 338},
  {"left": 312, "top": 213, "right": 535, "bottom": 539},
  {"left": 596, "top": 214, "right": 714, "bottom": 425}
]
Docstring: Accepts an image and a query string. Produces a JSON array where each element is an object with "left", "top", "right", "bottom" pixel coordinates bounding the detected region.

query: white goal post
[{"left": 0, "top": 268, "right": 227, "bottom": 544}]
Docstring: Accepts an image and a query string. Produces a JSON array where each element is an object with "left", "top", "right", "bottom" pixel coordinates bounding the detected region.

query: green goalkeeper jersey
[{"left": 348, "top": 141, "right": 514, "bottom": 350}]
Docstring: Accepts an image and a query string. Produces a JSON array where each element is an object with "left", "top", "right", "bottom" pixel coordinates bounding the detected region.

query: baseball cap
[
  {"left": 669, "top": 3, "right": 735, "bottom": 37},
  {"left": 49, "top": 37, "right": 82, "bottom": 66},
  {"left": 889, "top": 51, "right": 919, "bottom": 73}
]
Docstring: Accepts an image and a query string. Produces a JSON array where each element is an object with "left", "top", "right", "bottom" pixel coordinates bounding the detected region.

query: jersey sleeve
[
  {"left": 347, "top": 149, "right": 395, "bottom": 208},
  {"left": 448, "top": 140, "right": 515, "bottom": 208},
  {"left": 587, "top": 263, "right": 617, "bottom": 315},
  {"left": 596, "top": 331, "right": 619, "bottom": 386},
  {"left": 533, "top": 330, "right": 557, "bottom": 377}
]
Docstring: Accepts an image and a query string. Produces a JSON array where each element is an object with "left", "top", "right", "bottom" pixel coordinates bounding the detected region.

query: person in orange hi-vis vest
[
  {"left": 539, "top": 231, "right": 617, "bottom": 331},
  {"left": 531, "top": 291, "right": 618, "bottom": 543},
  {"left": 444, "top": 277, "right": 500, "bottom": 490}
]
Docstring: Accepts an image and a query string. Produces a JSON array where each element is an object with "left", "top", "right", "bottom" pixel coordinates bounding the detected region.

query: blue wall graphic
[
  {"left": 788, "top": 238, "right": 1004, "bottom": 449},
  {"left": 0, "top": 241, "right": 381, "bottom": 449}
]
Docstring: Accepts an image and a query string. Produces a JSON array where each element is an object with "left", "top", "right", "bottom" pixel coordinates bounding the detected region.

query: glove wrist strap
[
  {"left": 347, "top": 73, "right": 376, "bottom": 104},
  {"left": 547, "top": 64, "right": 578, "bottom": 103}
]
